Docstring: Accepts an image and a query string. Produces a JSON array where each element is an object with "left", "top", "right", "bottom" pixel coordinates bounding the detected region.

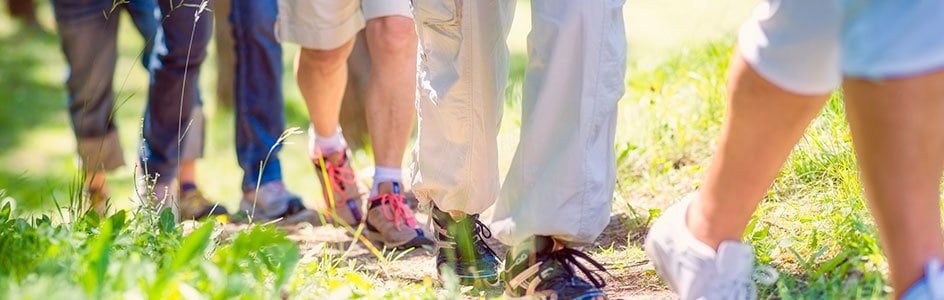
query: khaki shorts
[
  {"left": 739, "top": 0, "right": 944, "bottom": 94},
  {"left": 277, "top": 0, "right": 413, "bottom": 49}
]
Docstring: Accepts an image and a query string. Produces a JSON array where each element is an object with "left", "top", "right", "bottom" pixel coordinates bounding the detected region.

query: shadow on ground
[{"left": 215, "top": 210, "right": 671, "bottom": 298}]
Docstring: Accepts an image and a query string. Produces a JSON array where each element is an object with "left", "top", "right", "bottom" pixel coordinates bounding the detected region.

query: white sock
[
  {"left": 370, "top": 166, "right": 402, "bottom": 197},
  {"left": 308, "top": 126, "right": 347, "bottom": 157}
]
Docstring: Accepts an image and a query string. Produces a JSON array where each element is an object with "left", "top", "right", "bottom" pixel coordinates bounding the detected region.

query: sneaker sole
[
  {"left": 643, "top": 194, "right": 699, "bottom": 296},
  {"left": 438, "top": 268, "right": 501, "bottom": 287}
]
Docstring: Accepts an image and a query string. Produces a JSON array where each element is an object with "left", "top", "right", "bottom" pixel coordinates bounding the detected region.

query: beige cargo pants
[{"left": 411, "top": 0, "right": 628, "bottom": 245}]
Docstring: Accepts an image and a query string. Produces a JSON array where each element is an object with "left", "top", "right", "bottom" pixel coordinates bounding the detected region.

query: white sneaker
[
  {"left": 902, "top": 259, "right": 944, "bottom": 300},
  {"left": 644, "top": 193, "right": 758, "bottom": 300}
]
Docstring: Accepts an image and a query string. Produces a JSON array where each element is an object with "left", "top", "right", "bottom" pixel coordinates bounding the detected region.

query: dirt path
[{"left": 221, "top": 212, "right": 672, "bottom": 299}]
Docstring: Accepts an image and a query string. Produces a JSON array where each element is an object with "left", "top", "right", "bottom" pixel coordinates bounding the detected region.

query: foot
[
  {"left": 178, "top": 188, "right": 228, "bottom": 220},
  {"left": 431, "top": 207, "right": 501, "bottom": 287},
  {"left": 644, "top": 194, "right": 758, "bottom": 300},
  {"left": 312, "top": 148, "right": 364, "bottom": 226},
  {"left": 504, "top": 236, "right": 608, "bottom": 299},
  {"left": 240, "top": 180, "right": 305, "bottom": 221},
  {"left": 364, "top": 182, "right": 434, "bottom": 249},
  {"left": 902, "top": 259, "right": 944, "bottom": 300},
  {"left": 86, "top": 188, "right": 108, "bottom": 217}
]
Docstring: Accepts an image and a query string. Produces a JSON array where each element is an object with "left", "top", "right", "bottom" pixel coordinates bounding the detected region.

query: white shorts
[
  {"left": 276, "top": 0, "right": 413, "bottom": 50},
  {"left": 739, "top": 0, "right": 944, "bottom": 95}
]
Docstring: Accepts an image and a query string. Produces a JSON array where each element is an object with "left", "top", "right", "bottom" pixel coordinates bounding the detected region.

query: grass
[
  {"left": 1, "top": 0, "right": 909, "bottom": 298},
  {"left": 616, "top": 41, "right": 891, "bottom": 297}
]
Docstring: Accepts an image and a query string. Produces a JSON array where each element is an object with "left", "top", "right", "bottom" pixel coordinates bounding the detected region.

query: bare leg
[
  {"left": 86, "top": 170, "right": 108, "bottom": 194},
  {"left": 364, "top": 16, "right": 417, "bottom": 169},
  {"left": 687, "top": 54, "right": 829, "bottom": 248},
  {"left": 178, "top": 159, "right": 197, "bottom": 186},
  {"left": 843, "top": 70, "right": 944, "bottom": 297},
  {"left": 295, "top": 39, "right": 356, "bottom": 137}
]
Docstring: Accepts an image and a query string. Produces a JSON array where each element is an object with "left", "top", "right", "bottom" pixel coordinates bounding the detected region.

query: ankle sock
[
  {"left": 180, "top": 182, "right": 198, "bottom": 193},
  {"left": 308, "top": 126, "right": 348, "bottom": 158},
  {"left": 370, "top": 166, "right": 402, "bottom": 197}
]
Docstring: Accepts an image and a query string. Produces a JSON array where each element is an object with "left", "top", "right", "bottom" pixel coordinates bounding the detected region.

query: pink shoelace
[
  {"left": 315, "top": 156, "right": 355, "bottom": 208},
  {"left": 369, "top": 193, "right": 417, "bottom": 231}
]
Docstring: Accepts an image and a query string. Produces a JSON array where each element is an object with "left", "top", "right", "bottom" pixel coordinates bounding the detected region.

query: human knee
[
  {"left": 298, "top": 40, "right": 354, "bottom": 70},
  {"left": 366, "top": 16, "right": 417, "bottom": 56}
]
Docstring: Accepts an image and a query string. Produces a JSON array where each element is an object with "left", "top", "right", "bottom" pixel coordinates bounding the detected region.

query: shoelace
[
  {"left": 315, "top": 155, "right": 355, "bottom": 208},
  {"left": 509, "top": 248, "right": 608, "bottom": 296},
  {"left": 434, "top": 215, "right": 499, "bottom": 257},
  {"left": 546, "top": 248, "right": 608, "bottom": 289},
  {"left": 472, "top": 218, "right": 500, "bottom": 259},
  {"left": 370, "top": 193, "right": 417, "bottom": 231}
]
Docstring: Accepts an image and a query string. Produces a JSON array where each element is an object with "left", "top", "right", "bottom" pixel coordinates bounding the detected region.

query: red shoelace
[
  {"left": 315, "top": 156, "right": 356, "bottom": 209},
  {"left": 369, "top": 193, "right": 417, "bottom": 231}
]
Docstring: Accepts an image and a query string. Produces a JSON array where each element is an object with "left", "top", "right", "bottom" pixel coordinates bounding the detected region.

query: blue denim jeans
[
  {"left": 141, "top": 0, "right": 213, "bottom": 185},
  {"left": 230, "top": 0, "right": 286, "bottom": 191},
  {"left": 51, "top": 0, "right": 169, "bottom": 172}
]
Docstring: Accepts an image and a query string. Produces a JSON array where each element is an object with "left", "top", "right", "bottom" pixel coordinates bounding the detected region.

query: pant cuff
[
  {"left": 77, "top": 130, "right": 124, "bottom": 172},
  {"left": 242, "top": 161, "right": 283, "bottom": 192}
]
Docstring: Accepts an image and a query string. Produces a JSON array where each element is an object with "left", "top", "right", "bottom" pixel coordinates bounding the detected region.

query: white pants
[{"left": 411, "top": 0, "right": 628, "bottom": 245}]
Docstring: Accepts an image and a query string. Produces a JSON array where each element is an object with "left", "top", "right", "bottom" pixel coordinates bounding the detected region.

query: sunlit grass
[{"left": 0, "top": 0, "right": 901, "bottom": 298}]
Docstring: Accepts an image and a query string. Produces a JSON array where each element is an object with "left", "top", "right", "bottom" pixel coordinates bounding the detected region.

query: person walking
[
  {"left": 645, "top": 1, "right": 944, "bottom": 299},
  {"left": 277, "top": 0, "right": 433, "bottom": 248}
]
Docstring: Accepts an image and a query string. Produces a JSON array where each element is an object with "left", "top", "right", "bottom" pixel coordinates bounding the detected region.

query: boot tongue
[{"left": 532, "top": 236, "right": 557, "bottom": 255}]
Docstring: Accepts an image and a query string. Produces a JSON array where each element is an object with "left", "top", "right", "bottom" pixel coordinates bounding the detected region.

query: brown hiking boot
[
  {"left": 365, "top": 182, "right": 434, "bottom": 249},
  {"left": 178, "top": 188, "right": 228, "bottom": 220},
  {"left": 312, "top": 148, "right": 364, "bottom": 227},
  {"left": 87, "top": 188, "right": 108, "bottom": 217}
]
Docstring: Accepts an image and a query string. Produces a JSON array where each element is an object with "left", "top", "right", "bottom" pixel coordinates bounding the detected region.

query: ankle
[
  {"left": 371, "top": 166, "right": 402, "bottom": 195},
  {"left": 310, "top": 128, "right": 347, "bottom": 156},
  {"left": 686, "top": 202, "right": 739, "bottom": 250},
  {"left": 373, "top": 181, "right": 398, "bottom": 195},
  {"left": 448, "top": 210, "right": 468, "bottom": 220}
]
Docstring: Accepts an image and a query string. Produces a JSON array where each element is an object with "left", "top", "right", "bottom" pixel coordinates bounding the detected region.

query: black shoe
[
  {"left": 432, "top": 207, "right": 502, "bottom": 287},
  {"left": 504, "top": 236, "right": 608, "bottom": 299}
]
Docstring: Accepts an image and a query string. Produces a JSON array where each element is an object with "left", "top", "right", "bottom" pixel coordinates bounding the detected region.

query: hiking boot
[
  {"left": 504, "top": 236, "right": 608, "bottom": 300},
  {"left": 431, "top": 207, "right": 501, "bottom": 287},
  {"left": 312, "top": 148, "right": 364, "bottom": 227},
  {"left": 86, "top": 188, "right": 108, "bottom": 217},
  {"left": 178, "top": 188, "right": 228, "bottom": 220},
  {"left": 364, "top": 182, "right": 434, "bottom": 249},
  {"left": 644, "top": 193, "right": 758, "bottom": 300},
  {"left": 239, "top": 180, "right": 306, "bottom": 221}
]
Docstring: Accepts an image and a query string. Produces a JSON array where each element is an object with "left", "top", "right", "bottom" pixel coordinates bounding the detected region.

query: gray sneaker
[
  {"left": 240, "top": 181, "right": 306, "bottom": 221},
  {"left": 645, "top": 193, "right": 759, "bottom": 300}
]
